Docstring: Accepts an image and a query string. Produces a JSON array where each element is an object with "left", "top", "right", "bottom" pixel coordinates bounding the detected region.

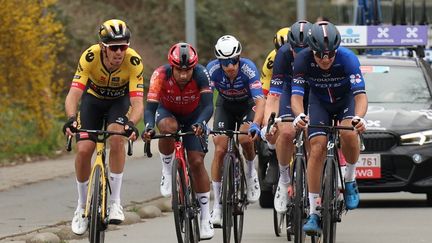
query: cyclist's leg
[
  {"left": 211, "top": 96, "right": 231, "bottom": 225},
  {"left": 155, "top": 105, "right": 179, "bottom": 197},
  {"left": 239, "top": 99, "right": 260, "bottom": 203},
  {"left": 337, "top": 96, "right": 360, "bottom": 209},
  {"left": 72, "top": 94, "right": 103, "bottom": 234},
  {"left": 303, "top": 93, "right": 329, "bottom": 234}
]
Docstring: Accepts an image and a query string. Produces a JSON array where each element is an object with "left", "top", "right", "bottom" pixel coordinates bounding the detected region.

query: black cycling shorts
[{"left": 213, "top": 96, "right": 255, "bottom": 131}]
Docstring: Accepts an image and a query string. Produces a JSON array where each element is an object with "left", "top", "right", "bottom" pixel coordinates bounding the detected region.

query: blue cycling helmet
[{"left": 308, "top": 21, "right": 341, "bottom": 53}]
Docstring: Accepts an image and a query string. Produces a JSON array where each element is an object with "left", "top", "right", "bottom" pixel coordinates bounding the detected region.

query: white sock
[
  {"left": 246, "top": 157, "right": 256, "bottom": 177},
  {"left": 279, "top": 164, "right": 291, "bottom": 184},
  {"left": 309, "top": 193, "right": 321, "bottom": 216},
  {"left": 267, "top": 143, "right": 276, "bottom": 150},
  {"left": 109, "top": 172, "right": 123, "bottom": 205},
  {"left": 212, "top": 181, "right": 222, "bottom": 209},
  {"left": 197, "top": 192, "right": 211, "bottom": 220},
  {"left": 345, "top": 163, "right": 357, "bottom": 182},
  {"left": 160, "top": 151, "right": 175, "bottom": 175},
  {"left": 77, "top": 179, "right": 88, "bottom": 209}
]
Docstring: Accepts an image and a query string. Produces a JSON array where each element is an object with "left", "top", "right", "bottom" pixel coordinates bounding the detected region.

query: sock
[
  {"left": 279, "top": 164, "right": 291, "bottom": 184},
  {"left": 160, "top": 151, "right": 175, "bottom": 175},
  {"left": 197, "top": 192, "right": 211, "bottom": 220},
  {"left": 246, "top": 156, "right": 256, "bottom": 177},
  {"left": 309, "top": 193, "right": 321, "bottom": 216},
  {"left": 109, "top": 172, "right": 123, "bottom": 205},
  {"left": 77, "top": 179, "right": 88, "bottom": 209},
  {"left": 345, "top": 162, "right": 357, "bottom": 182},
  {"left": 267, "top": 143, "right": 276, "bottom": 150},
  {"left": 212, "top": 181, "right": 222, "bottom": 209}
]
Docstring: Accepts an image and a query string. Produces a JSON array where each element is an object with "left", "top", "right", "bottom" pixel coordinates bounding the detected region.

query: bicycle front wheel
[
  {"left": 172, "top": 158, "right": 192, "bottom": 243},
  {"left": 293, "top": 156, "right": 306, "bottom": 243},
  {"left": 233, "top": 159, "right": 245, "bottom": 243},
  {"left": 322, "top": 158, "right": 338, "bottom": 243},
  {"left": 89, "top": 166, "right": 105, "bottom": 243},
  {"left": 222, "top": 155, "right": 234, "bottom": 243}
]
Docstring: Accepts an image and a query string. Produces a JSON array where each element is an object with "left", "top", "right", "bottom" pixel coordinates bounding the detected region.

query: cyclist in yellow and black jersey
[
  {"left": 63, "top": 19, "right": 144, "bottom": 235},
  {"left": 260, "top": 27, "right": 290, "bottom": 96}
]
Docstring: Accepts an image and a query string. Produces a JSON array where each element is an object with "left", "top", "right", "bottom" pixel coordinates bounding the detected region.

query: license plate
[{"left": 356, "top": 154, "right": 381, "bottom": 179}]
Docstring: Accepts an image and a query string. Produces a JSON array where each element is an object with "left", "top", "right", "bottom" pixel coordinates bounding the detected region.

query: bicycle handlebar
[
  {"left": 66, "top": 129, "right": 134, "bottom": 156},
  {"left": 266, "top": 112, "right": 295, "bottom": 134}
]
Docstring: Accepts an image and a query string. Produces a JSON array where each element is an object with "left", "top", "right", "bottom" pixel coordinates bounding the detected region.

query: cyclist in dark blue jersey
[
  {"left": 206, "top": 35, "right": 265, "bottom": 226},
  {"left": 291, "top": 21, "right": 368, "bottom": 235},
  {"left": 261, "top": 20, "right": 313, "bottom": 213}
]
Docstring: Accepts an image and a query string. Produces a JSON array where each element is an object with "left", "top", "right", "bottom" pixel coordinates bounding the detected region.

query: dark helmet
[
  {"left": 168, "top": 42, "right": 198, "bottom": 69},
  {"left": 273, "top": 27, "right": 290, "bottom": 50},
  {"left": 99, "top": 19, "right": 131, "bottom": 43},
  {"left": 288, "top": 20, "right": 312, "bottom": 48},
  {"left": 307, "top": 21, "right": 341, "bottom": 53}
]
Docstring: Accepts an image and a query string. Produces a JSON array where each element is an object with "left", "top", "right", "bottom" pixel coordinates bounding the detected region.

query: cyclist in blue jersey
[
  {"left": 291, "top": 21, "right": 368, "bottom": 234},
  {"left": 262, "top": 20, "right": 313, "bottom": 213},
  {"left": 206, "top": 35, "right": 265, "bottom": 227}
]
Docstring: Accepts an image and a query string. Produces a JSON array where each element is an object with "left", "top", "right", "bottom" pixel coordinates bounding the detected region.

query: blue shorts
[
  {"left": 155, "top": 105, "right": 207, "bottom": 152},
  {"left": 279, "top": 82, "right": 309, "bottom": 118},
  {"left": 308, "top": 92, "right": 355, "bottom": 139}
]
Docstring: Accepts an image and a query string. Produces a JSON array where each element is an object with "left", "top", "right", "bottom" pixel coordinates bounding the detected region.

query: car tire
[{"left": 426, "top": 193, "right": 432, "bottom": 207}]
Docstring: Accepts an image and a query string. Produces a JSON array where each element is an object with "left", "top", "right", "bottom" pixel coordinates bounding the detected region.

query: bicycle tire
[
  {"left": 322, "top": 158, "right": 337, "bottom": 243},
  {"left": 293, "top": 156, "right": 306, "bottom": 243},
  {"left": 187, "top": 166, "right": 200, "bottom": 243},
  {"left": 172, "top": 158, "right": 191, "bottom": 243},
  {"left": 272, "top": 207, "right": 285, "bottom": 237},
  {"left": 89, "top": 166, "right": 105, "bottom": 243},
  {"left": 233, "top": 158, "right": 245, "bottom": 243},
  {"left": 222, "top": 154, "right": 234, "bottom": 243}
]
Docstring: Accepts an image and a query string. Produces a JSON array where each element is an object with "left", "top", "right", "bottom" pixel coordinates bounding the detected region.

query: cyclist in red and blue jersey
[
  {"left": 142, "top": 43, "right": 214, "bottom": 240},
  {"left": 206, "top": 35, "right": 265, "bottom": 227},
  {"left": 291, "top": 21, "right": 368, "bottom": 235},
  {"left": 262, "top": 20, "right": 313, "bottom": 214}
]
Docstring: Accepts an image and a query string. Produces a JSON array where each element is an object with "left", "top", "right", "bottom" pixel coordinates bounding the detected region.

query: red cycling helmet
[{"left": 168, "top": 42, "right": 198, "bottom": 69}]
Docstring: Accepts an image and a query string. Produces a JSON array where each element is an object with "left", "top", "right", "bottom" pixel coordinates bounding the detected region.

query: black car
[{"left": 357, "top": 54, "right": 432, "bottom": 205}]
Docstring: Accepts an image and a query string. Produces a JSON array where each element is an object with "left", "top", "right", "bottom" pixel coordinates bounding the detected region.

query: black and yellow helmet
[
  {"left": 99, "top": 19, "right": 131, "bottom": 43},
  {"left": 273, "top": 27, "right": 290, "bottom": 50}
]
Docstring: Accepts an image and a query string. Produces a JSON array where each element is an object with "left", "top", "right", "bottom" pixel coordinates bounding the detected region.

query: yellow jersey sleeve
[
  {"left": 71, "top": 45, "right": 99, "bottom": 90},
  {"left": 125, "top": 48, "right": 145, "bottom": 97},
  {"left": 260, "top": 50, "right": 276, "bottom": 96}
]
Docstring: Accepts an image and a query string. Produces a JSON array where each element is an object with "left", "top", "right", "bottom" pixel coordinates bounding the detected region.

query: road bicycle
[
  {"left": 66, "top": 121, "right": 133, "bottom": 243},
  {"left": 208, "top": 126, "right": 249, "bottom": 243},
  {"left": 144, "top": 130, "right": 206, "bottom": 243},
  {"left": 308, "top": 119, "right": 364, "bottom": 243}
]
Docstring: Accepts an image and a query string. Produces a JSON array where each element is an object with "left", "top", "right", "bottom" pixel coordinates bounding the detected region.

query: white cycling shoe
[
  {"left": 200, "top": 218, "right": 214, "bottom": 240},
  {"left": 210, "top": 207, "right": 222, "bottom": 228},
  {"left": 160, "top": 174, "right": 172, "bottom": 197},
  {"left": 108, "top": 202, "right": 125, "bottom": 224},
  {"left": 71, "top": 207, "right": 88, "bottom": 235},
  {"left": 247, "top": 170, "right": 261, "bottom": 203},
  {"left": 274, "top": 181, "right": 290, "bottom": 213}
]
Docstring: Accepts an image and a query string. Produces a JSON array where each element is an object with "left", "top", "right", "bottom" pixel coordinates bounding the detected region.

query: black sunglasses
[
  {"left": 313, "top": 50, "right": 337, "bottom": 59},
  {"left": 219, "top": 57, "right": 240, "bottom": 67}
]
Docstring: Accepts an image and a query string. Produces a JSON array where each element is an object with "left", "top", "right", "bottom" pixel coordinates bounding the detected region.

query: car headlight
[{"left": 400, "top": 130, "right": 432, "bottom": 145}]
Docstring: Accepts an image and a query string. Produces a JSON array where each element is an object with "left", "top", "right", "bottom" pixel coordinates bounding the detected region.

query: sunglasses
[
  {"left": 219, "top": 57, "right": 240, "bottom": 67},
  {"left": 313, "top": 50, "right": 337, "bottom": 59},
  {"left": 102, "top": 42, "right": 129, "bottom": 52}
]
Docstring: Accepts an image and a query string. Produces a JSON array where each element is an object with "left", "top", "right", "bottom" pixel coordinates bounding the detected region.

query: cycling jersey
[
  {"left": 292, "top": 47, "right": 366, "bottom": 103},
  {"left": 71, "top": 44, "right": 144, "bottom": 99},
  {"left": 207, "top": 58, "right": 264, "bottom": 102},
  {"left": 269, "top": 44, "right": 294, "bottom": 96},
  {"left": 260, "top": 49, "right": 276, "bottom": 96},
  {"left": 146, "top": 64, "right": 211, "bottom": 116}
]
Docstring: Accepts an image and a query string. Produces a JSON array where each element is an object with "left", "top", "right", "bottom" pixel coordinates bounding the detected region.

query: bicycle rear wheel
[
  {"left": 89, "top": 166, "right": 105, "bottom": 243},
  {"left": 322, "top": 158, "right": 338, "bottom": 243},
  {"left": 222, "top": 155, "right": 234, "bottom": 243},
  {"left": 172, "top": 158, "right": 196, "bottom": 243},
  {"left": 233, "top": 160, "right": 245, "bottom": 243},
  {"left": 293, "top": 156, "right": 306, "bottom": 243}
]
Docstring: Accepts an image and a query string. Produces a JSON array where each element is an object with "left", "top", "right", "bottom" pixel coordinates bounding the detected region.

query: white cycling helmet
[{"left": 214, "top": 35, "right": 242, "bottom": 59}]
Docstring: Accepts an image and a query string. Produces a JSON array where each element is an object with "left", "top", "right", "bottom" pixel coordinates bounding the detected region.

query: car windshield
[{"left": 361, "top": 65, "right": 431, "bottom": 103}]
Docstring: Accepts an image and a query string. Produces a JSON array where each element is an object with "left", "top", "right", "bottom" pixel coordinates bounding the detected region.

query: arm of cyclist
[
  {"left": 192, "top": 91, "right": 213, "bottom": 136},
  {"left": 63, "top": 87, "right": 84, "bottom": 136},
  {"left": 142, "top": 101, "right": 158, "bottom": 141},
  {"left": 124, "top": 96, "right": 143, "bottom": 140},
  {"left": 291, "top": 94, "right": 308, "bottom": 129},
  {"left": 249, "top": 97, "right": 265, "bottom": 140},
  {"left": 352, "top": 93, "right": 368, "bottom": 133}
]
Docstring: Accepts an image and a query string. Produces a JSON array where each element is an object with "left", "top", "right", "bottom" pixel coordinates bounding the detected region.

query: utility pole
[
  {"left": 297, "top": 0, "right": 306, "bottom": 20},
  {"left": 185, "top": 0, "right": 197, "bottom": 47}
]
